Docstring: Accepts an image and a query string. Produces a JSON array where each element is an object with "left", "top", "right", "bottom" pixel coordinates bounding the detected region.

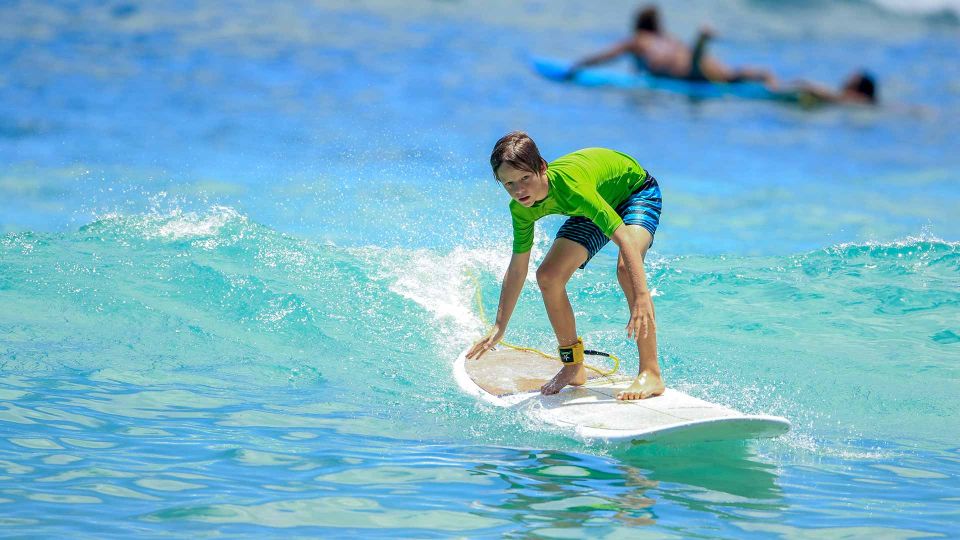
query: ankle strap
[{"left": 558, "top": 337, "right": 585, "bottom": 365}]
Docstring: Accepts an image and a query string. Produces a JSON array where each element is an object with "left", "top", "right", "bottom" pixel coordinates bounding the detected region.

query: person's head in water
[
  {"left": 842, "top": 71, "right": 877, "bottom": 103},
  {"left": 634, "top": 5, "right": 661, "bottom": 34},
  {"left": 490, "top": 131, "right": 549, "bottom": 207}
]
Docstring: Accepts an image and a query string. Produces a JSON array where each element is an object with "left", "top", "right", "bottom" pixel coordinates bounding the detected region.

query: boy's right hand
[{"left": 466, "top": 325, "right": 505, "bottom": 360}]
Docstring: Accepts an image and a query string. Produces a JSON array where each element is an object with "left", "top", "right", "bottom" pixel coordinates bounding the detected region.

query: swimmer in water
[{"left": 773, "top": 71, "right": 878, "bottom": 105}]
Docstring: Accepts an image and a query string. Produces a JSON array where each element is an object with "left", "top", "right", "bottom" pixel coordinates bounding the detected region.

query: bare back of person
[
  {"left": 634, "top": 29, "right": 767, "bottom": 83},
  {"left": 567, "top": 6, "right": 774, "bottom": 86},
  {"left": 632, "top": 31, "right": 693, "bottom": 78}
]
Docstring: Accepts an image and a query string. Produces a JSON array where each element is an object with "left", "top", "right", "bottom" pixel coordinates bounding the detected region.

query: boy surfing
[{"left": 466, "top": 132, "right": 664, "bottom": 400}]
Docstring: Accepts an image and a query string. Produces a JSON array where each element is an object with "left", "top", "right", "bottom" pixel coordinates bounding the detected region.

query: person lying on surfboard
[
  {"left": 565, "top": 5, "right": 775, "bottom": 85},
  {"left": 564, "top": 4, "right": 878, "bottom": 106},
  {"left": 465, "top": 131, "right": 664, "bottom": 401}
]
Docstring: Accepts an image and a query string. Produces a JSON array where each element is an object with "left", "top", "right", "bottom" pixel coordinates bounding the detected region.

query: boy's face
[{"left": 496, "top": 162, "right": 548, "bottom": 207}]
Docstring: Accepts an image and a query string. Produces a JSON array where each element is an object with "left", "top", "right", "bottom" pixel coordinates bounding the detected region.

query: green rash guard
[{"left": 510, "top": 147, "right": 648, "bottom": 254}]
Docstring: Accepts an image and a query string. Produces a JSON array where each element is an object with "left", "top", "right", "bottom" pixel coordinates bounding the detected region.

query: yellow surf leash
[{"left": 469, "top": 272, "right": 621, "bottom": 377}]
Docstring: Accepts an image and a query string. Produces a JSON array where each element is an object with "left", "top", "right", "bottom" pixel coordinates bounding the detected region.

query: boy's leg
[
  {"left": 615, "top": 225, "right": 665, "bottom": 400},
  {"left": 536, "top": 238, "right": 589, "bottom": 395}
]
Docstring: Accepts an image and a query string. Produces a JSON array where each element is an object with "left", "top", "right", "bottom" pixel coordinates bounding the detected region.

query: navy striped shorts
[{"left": 557, "top": 175, "right": 662, "bottom": 269}]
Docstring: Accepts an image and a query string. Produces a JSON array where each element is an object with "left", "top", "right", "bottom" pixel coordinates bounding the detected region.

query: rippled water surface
[{"left": 2, "top": 0, "right": 958, "bottom": 537}]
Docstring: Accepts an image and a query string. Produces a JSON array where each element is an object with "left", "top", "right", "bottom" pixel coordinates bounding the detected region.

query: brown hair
[
  {"left": 489, "top": 131, "right": 546, "bottom": 180},
  {"left": 851, "top": 72, "right": 877, "bottom": 102},
  {"left": 634, "top": 6, "right": 661, "bottom": 34}
]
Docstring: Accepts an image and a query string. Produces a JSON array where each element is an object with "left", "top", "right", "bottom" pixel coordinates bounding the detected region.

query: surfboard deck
[
  {"left": 531, "top": 57, "right": 787, "bottom": 102},
  {"left": 455, "top": 347, "right": 790, "bottom": 444}
]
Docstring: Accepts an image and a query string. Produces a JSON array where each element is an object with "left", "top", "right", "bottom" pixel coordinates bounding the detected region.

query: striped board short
[{"left": 556, "top": 175, "right": 662, "bottom": 269}]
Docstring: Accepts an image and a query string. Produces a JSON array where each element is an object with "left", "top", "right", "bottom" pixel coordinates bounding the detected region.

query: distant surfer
[
  {"left": 771, "top": 71, "right": 877, "bottom": 105},
  {"left": 564, "top": 4, "right": 877, "bottom": 106},
  {"left": 466, "top": 132, "right": 664, "bottom": 400},
  {"left": 565, "top": 5, "right": 775, "bottom": 85}
]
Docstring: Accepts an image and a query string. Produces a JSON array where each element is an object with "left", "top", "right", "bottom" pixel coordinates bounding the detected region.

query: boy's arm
[
  {"left": 567, "top": 39, "right": 632, "bottom": 78},
  {"left": 610, "top": 225, "right": 655, "bottom": 341},
  {"left": 466, "top": 250, "right": 531, "bottom": 360}
]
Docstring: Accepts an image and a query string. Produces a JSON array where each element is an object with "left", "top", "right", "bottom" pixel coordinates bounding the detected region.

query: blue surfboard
[{"left": 532, "top": 57, "right": 787, "bottom": 101}]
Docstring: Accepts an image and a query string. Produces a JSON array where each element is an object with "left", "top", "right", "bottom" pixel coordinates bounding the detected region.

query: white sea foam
[
  {"left": 368, "top": 244, "right": 512, "bottom": 347},
  {"left": 871, "top": 0, "right": 960, "bottom": 16},
  {"left": 151, "top": 206, "right": 241, "bottom": 241},
  {"left": 90, "top": 205, "right": 245, "bottom": 243},
  {"left": 827, "top": 230, "right": 955, "bottom": 251},
  {"left": 364, "top": 230, "right": 549, "bottom": 356}
]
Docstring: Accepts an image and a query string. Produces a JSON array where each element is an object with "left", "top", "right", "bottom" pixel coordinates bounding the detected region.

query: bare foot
[
  {"left": 540, "top": 364, "right": 587, "bottom": 395},
  {"left": 616, "top": 371, "right": 665, "bottom": 400}
]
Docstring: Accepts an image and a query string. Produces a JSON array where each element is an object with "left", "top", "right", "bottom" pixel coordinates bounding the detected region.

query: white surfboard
[{"left": 455, "top": 347, "right": 790, "bottom": 444}]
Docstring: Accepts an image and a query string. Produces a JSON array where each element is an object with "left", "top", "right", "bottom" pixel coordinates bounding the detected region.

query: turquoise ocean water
[{"left": 2, "top": 1, "right": 959, "bottom": 537}]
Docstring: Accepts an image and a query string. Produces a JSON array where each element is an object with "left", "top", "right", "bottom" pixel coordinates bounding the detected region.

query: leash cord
[{"left": 470, "top": 272, "right": 621, "bottom": 377}]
